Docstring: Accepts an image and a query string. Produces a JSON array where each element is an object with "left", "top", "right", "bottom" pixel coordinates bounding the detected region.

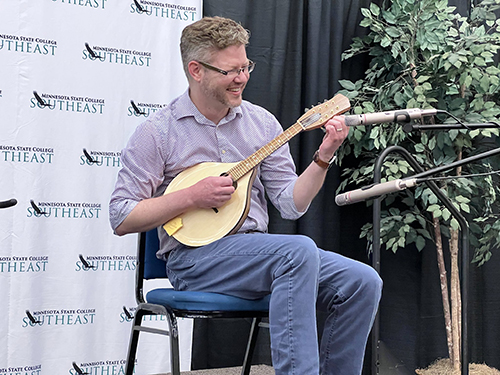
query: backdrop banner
[{"left": 0, "top": 1, "right": 201, "bottom": 374}]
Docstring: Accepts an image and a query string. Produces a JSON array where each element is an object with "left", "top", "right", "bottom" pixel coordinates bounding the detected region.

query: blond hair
[{"left": 180, "top": 16, "right": 250, "bottom": 78}]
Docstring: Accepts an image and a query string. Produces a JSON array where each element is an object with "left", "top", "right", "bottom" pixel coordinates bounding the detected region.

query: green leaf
[
  {"left": 460, "top": 203, "right": 470, "bottom": 213},
  {"left": 386, "top": 27, "right": 401, "bottom": 38},
  {"left": 381, "top": 36, "right": 392, "bottom": 48},
  {"left": 360, "top": 8, "right": 371, "bottom": 18},
  {"left": 370, "top": 2, "right": 380, "bottom": 16},
  {"left": 480, "top": 75, "right": 490, "bottom": 92},
  {"left": 414, "top": 143, "right": 425, "bottom": 152},
  {"left": 427, "top": 204, "right": 440, "bottom": 212},
  {"left": 338, "top": 80, "right": 356, "bottom": 90},
  {"left": 474, "top": 56, "right": 487, "bottom": 66},
  {"left": 416, "top": 236, "right": 426, "bottom": 251}
]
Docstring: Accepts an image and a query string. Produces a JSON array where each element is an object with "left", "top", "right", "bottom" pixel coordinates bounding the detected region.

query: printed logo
[
  {"left": 30, "top": 91, "right": 105, "bottom": 114},
  {"left": 0, "top": 34, "right": 57, "bottom": 56},
  {"left": 25, "top": 310, "right": 42, "bottom": 326},
  {"left": 75, "top": 254, "right": 137, "bottom": 272},
  {"left": 71, "top": 362, "right": 87, "bottom": 375},
  {"left": 0, "top": 255, "right": 49, "bottom": 273},
  {"left": 27, "top": 201, "right": 102, "bottom": 219},
  {"left": 120, "top": 306, "right": 136, "bottom": 322},
  {"left": 51, "top": 0, "right": 108, "bottom": 9},
  {"left": 81, "top": 148, "right": 121, "bottom": 167},
  {"left": 22, "top": 308, "right": 96, "bottom": 327},
  {"left": 128, "top": 100, "right": 166, "bottom": 117},
  {"left": 83, "top": 43, "right": 151, "bottom": 67},
  {"left": 130, "top": 0, "right": 197, "bottom": 21},
  {"left": 118, "top": 306, "right": 170, "bottom": 323},
  {"left": 0, "top": 145, "right": 54, "bottom": 164},
  {"left": 0, "top": 364, "right": 42, "bottom": 375},
  {"left": 70, "top": 359, "right": 134, "bottom": 375}
]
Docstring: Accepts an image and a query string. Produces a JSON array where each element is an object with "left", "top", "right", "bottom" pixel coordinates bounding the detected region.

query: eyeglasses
[{"left": 197, "top": 60, "right": 255, "bottom": 77}]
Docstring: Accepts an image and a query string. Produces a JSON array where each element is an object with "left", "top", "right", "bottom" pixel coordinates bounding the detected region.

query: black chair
[{"left": 125, "top": 229, "right": 271, "bottom": 375}]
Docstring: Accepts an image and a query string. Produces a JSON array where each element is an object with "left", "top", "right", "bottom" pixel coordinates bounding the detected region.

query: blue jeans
[{"left": 166, "top": 232, "right": 382, "bottom": 375}]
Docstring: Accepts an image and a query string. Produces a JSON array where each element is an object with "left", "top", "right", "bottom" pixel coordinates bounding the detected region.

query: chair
[{"left": 125, "top": 229, "right": 271, "bottom": 375}]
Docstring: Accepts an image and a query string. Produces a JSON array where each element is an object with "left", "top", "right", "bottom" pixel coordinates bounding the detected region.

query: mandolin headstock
[{"left": 298, "top": 93, "right": 351, "bottom": 131}]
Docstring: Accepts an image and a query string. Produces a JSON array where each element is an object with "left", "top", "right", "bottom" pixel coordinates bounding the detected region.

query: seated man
[{"left": 109, "top": 16, "right": 382, "bottom": 375}]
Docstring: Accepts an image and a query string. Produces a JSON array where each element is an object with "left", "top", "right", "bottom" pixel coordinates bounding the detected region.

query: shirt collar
[{"left": 173, "top": 89, "right": 243, "bottom": 126}]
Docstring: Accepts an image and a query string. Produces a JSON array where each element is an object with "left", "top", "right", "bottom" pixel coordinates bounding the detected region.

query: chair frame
[{"left": 125, "top": 231, "right": 269, "bottom": 375}]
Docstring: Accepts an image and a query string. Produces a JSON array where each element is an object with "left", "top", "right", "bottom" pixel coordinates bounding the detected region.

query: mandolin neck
[{"left": 227, "top": 122, "right": 303, "bottom": 181}]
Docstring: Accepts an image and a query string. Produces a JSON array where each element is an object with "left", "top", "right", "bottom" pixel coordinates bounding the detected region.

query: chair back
[
  {"left": 135, "top": 228, "right": 168, "bottom": 303},
  {"left": 142, "top": 229, "right": 167, "bottom": 279}
]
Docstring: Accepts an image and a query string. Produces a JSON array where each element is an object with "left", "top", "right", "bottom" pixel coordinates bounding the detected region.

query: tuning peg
[{"left": 304, "top": 107, "right": 310, "bottom": 113}]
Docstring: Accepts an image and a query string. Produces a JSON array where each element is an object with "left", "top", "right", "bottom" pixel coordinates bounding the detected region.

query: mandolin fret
[{"left": 228, "top": 123, "right": 302, "bottom": 180}]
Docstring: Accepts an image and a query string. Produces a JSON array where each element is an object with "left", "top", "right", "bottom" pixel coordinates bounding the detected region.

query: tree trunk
[
  {"left": 433, "top": 218, "right": 453, "bottom": 359},
  {"left": 450, "top": 229, "right": 461, "bottom": 371},
  {"left": 449, "top": 151, "right": 463, "bottom": 371}
]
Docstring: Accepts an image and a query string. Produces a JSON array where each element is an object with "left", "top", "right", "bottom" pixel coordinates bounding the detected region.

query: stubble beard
[{"left": 201, "top": 79, "right": 244, "bottom": 109}]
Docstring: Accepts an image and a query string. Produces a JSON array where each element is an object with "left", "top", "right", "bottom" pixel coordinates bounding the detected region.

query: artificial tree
[{"left": 336, "top": 0, "right": 500, "bottom": 372}]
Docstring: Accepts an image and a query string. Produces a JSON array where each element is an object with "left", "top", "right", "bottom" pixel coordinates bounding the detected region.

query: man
[{"left": 110, "top": 16, "right": 382, "bottom": 375}]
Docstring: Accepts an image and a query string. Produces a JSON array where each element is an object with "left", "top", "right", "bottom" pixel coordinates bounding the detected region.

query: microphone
[
  {"left": 344, "top": 108, "right": 437, "bottom": 126},
  {"left": 0, "top": 199, "right": 17, "bottom": 209},
  {"left": 335, "top": 178, "right": 419, "bottom": 206}
]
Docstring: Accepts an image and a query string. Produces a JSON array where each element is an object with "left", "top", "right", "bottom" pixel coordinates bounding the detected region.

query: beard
[{"left": 200, "top": 77, "right": 245, "bottom": 109}]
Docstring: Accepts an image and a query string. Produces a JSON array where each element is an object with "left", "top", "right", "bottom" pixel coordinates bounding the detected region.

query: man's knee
[
  {"left": 276, "top": 234, "right": 320, "bottom": 273},
  {"left": 359, "top": 265, "right": 383, "bottom": 302}
]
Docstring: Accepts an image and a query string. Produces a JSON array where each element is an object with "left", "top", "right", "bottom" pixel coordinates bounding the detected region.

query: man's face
[{"left": 199, "top": 44, "right": 250, "bottom": 110}]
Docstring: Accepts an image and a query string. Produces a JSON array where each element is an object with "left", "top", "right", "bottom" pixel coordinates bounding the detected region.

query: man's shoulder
[{"left": 240, "top": 99, "right": 276, "bottom": 119}]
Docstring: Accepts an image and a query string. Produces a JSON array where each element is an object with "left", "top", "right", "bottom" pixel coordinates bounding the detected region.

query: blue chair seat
[{"left": 147, "top": 289, "right": 271, "bottom": 312}]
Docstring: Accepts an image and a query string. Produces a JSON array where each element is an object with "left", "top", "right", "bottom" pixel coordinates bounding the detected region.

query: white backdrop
[{"left": 0, "top": 1, "right": 202, "bottom": 374}]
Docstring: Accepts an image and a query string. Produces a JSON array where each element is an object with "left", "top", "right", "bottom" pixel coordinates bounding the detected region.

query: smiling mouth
[{"left": 227, "top": 87, "right": 243, "bottom": 95}]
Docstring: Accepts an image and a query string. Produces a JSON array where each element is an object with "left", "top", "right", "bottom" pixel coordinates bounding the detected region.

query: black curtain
[{"left": 191, "top": 0, "right": 500, "bottom": 373}]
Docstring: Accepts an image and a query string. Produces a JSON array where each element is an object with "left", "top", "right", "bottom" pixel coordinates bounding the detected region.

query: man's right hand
[{"left": 189, "top": 175, "right": 236, "bottom": 209}]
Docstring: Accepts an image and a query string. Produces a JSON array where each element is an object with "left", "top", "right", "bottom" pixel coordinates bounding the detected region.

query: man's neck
[{"left": 189, "top": 87, "right": 229, "bottom": 125}]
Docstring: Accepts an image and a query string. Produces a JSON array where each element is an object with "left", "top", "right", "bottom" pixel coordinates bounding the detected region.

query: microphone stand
[
  {"left": 403, "top": 122, "right": 500, "bottom": 132},
  {"left": 371, "top": 144, "right": 500, "bottom": 375}
]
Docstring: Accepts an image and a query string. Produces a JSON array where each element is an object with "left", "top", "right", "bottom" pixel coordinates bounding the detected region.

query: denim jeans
[{"left": 166, "top": 232, "right": 382, "bottom": 375}]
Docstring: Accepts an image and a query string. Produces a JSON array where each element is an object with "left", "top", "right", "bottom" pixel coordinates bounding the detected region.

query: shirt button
[{"left": 221, "top": 150, "right": 226, "bottom": 154}]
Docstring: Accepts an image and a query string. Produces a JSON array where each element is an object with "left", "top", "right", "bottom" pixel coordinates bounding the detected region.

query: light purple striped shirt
[{"left": 109, "top": 89, "right": 306, "bottom": 255}]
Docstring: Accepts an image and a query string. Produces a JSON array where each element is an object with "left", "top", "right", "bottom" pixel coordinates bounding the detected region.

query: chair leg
[
  {"left": 165, "top": 309, "right": 181, "bottom": 375},
  {"left": 125, "top": 305, "right": 181, "bottom": 375},
  {"left": 125, "top": 309, "right": 146, "bottom": 375},
  {"left": 241, "top": 317, "right": 262, "bottom": 375}
]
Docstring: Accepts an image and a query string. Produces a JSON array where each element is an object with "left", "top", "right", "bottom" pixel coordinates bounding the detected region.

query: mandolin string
[
  {"left": 227, "top": 122, "right": 302, "bottom": 180},
  {"left": 226, "top": 96, "right": 349, "bottom": 181}
]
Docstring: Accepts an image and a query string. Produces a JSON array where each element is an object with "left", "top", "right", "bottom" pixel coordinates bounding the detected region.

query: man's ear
[{"left": 188, "top": 61, "right": 203, "bottom": 82}]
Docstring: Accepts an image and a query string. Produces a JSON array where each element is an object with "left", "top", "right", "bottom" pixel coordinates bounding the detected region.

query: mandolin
[{"left": 163, "top": 93, "right": 351, "bottom": 246}]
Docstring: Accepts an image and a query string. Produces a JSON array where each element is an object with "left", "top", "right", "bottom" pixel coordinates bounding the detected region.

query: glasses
[{"left": 197, "top": 60, "right": 255, "bottom": 77}]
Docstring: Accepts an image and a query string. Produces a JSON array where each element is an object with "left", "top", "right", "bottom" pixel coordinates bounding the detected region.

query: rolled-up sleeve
[{"left": 109, "top": 120, "right": 166, "bottom": 232}]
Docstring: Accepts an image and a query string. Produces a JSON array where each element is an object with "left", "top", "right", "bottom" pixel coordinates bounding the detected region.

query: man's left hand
[{"left": 317, "top": 116, "right": 349, "bottom": 162}]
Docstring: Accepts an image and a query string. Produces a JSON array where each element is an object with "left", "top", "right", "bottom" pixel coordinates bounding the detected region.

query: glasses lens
[{"left": 217, "top": 62, "right": 255, "bottom": 77}]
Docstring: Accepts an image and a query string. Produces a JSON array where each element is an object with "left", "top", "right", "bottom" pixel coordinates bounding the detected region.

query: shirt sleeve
[{"left": 108, "top": 119, "right": 166, "bottom": 232}]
